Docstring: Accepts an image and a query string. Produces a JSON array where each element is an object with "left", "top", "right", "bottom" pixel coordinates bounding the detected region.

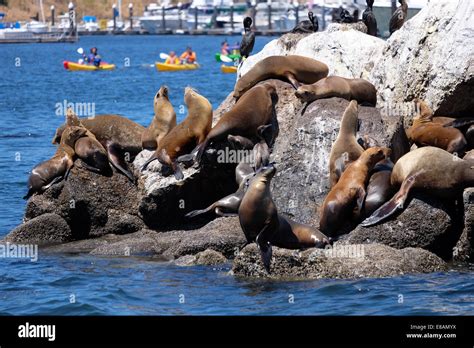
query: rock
[
  {"left": 326, "top": 22, "right": 368, "bottom": 34},
  {"left": 5, "top": 213, "right": 71, "bottom": 245},
  {"left": 174, "top": 249, "right": 227, "bottom": 266},
  {"left": 369, "top": 0, "right": 474, "bottom": 117},
  {"left": 195, "top": 249, "right": 227, "bottom": 265},
  {"left": 89, "top": 217, "right": 245, "bottom": 259},
  {"left": 231, "top": 243, "right": 447, "bottom": 280},
  {"left": 92, "top": 209, "right": 145, "bottom": 237},
  {"left": 23, "top": 165, "right": 141, "bottom": 239},
  {"left": 453, "top": 188, "right": 474, "bottom": 262},
  {"left": 265, "top": 84, "right": 408, "bottom": 226},
  {"left": 341, "top": 194, "right": 463, "bottom": 260}
]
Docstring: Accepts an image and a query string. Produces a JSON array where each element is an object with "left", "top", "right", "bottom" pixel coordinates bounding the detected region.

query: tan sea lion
[
  {"left": 64, "top": 109, "right": 111, "bottom": 175},
  {"left": 141, "top": 87, "right": 213, "bottom": 180},
  {"left": 407, "top": 99, "right": 466, "bottom": 154},
  {"left": 195, "top": 83, "right": 279, "bottom": 164},
  {"left": 233, "top": 55, "right": 329, "bottom": 99},
  {"left": 24, "top": 126, "right": 87, "bottom": 199},
  {"left": 319, "top": 147, "right": 390, "bottom": 237},
  {"left": 53, "top": 114, "right": 145, "bottom": 181},
  {"left": 141, "top": 86, "right": 177, "bottom": 150},
  {"left": 295, "top": 76, "right": 377, "bottom": 106},
  {"left": 361, "top": 146, "right": 474, "bottom": 227},
  {"left": 328, "top": 100, "right": 365, "bottom": 188}
]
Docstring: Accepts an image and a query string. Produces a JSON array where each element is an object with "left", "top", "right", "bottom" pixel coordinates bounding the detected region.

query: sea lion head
[
  {"left": 52, "top": 124, "right": 66, "bottom": 144},
  {"left": 294, "top": 85, "right": 316, "bottom": 103},
  {"left": 155, "top": 85, "right": 169, "bottom": 100},
  {"left": 363, "top": 147, "right": 390, "bottom": 166},
  {"left": 66, "top": 108, "right": 81, "bottom": 126},
  {"left": 61, "top": 125, "right": 88, "bottom": 145}
]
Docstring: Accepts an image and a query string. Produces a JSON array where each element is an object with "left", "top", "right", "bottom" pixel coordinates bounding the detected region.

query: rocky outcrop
[
  {"left": 6, "top": 213, "right": 72, "bottom": 245},
  {"left": 340, "top": 194, "right": 463, "bottom": 260},
  {"left": 232, "top": 243, "right": 447, "bottom": 280},
  {"left": 453, "top": 188, "right": 474, "bottom": 262},
  {"left": 369, "top": 0, "right": 474, "bottom": 117},
  {"left": 174, "top": 249, "right": 227, "bottom": 266}
]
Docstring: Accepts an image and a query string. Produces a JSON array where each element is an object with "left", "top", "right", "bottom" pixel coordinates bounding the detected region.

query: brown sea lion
[
  {"left": 328, "top": 100, "right": 365, "bottom": 188},
  {"left": 141, "top": 86, "right": 177, "bottom": 150},
  {"left": 389, "top": 0, "right": 408, "bottom": 35},
  {"left": 319, "top": 147, "right": 390, "bottom": 237},
  {"left": 24, "top": 126, "right": 87, "bottom": 199},
  {"left": 53, "top": 114, "right": 145, "bottom": 181},
  {"left": 141, "top": 87, "right": 213, "bottom": 180},
  {"left": 407, "top": 99, "right": 466, "bottom": 154},
  {"left": 234, "top": 55, "right": 329, "bottom": 99},
  {"left": 361, "top": 146, "right": 474, "bottom": 227},
  {"left": 361, "top": 158, "right": 395, "bottom": 218},
  {"left": 64, "top": 109, "right": 111, "bottom": 175},
  {"left": 295, "top": 76, "right": 377, "bottom": 106},
  {"left": 195, "top": 83, "right": 279, "bottom": 164}
]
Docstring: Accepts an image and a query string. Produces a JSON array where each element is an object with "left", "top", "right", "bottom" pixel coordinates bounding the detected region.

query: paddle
[
  {"left": 77, "top": 47, "right": 84, "bottom": 55},
  {"left": 220, "top": 54, "right": 233, "bottom": 63},
  {"left": 159, "top": 52, "right": 170, "bottom": 60}
]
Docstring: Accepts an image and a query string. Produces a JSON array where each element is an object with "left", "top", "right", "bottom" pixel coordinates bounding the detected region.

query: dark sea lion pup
[
  {"left": 141, "top": 87, "right": 213, "bottom": 180},
  {"left": 239, "top": 17, "right": 255, "bottom": 60},
  {"left": 319, "top": 147, "right": 390, "bottom": 237},
  {"left": 24, "top": 126, "right": 87, "bottom": 199},
  {"left": 291, "top": 11, "right": 318, "bottom": 34},
  {"left": 141, "top": 85, "right": 177, "bottom": 150},
  {"left": 295, "top": 76, "right": 377, "bottom": 106},
  {"left": 361, "top": 146, "right": 474, "bottom": 227},
  {"left": 233, "top": 55, "right": 329, "bottom": 99}
]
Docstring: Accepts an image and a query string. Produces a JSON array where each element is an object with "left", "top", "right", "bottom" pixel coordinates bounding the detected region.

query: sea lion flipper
[
  {"left": 185, "top": 205, "right": 214, "bottom": 218},
  {"left": 354, "top": 187, "right": 367, "bottom": 218},
  {"left": 361, "top": 172, "right": 417, "bottom": 227},
  {"left": 443, "top": 117, "right": 474, "bottom": 129},
  {"left": 255, "top": 225, "right": 273, "bottom": 273},
  {"left": 284, "top": 72, "right": 301, "bottom": 89}
]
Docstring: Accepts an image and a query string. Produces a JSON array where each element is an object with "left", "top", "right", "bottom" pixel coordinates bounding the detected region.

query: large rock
[
  {"left": 88, "top": 217, "right": 245, "bottom": 259},
  {"left": 231, "top": 243, "right": 447, "bottom": 280},
  {"left": 369, "top": 0, "right": 474, "bottom": 117},
  {"left": 341, "top": 194, "right": 463, "bottom": 260},
  {"left": 5, "top": 213, "right": 72, "bottom": 245}
]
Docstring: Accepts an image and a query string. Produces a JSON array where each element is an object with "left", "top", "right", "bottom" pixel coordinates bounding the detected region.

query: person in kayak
[
  {"left": 83, "top": 47, "right": 101, "bottom": 67},
  {"left": 180, "top": 46, "right": 197, "bottom": 64},
  {"left": 165, "top": 51, "right": 180, "bottom": 64},
  {"left": 221, "top": 41, "right": 230, "bottom": 56}
]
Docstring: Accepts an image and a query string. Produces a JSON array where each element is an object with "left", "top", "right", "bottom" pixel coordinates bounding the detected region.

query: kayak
[
  {"left": 221, "top": 65, "right": 237, "bottom": 74},
  {"left": 215, "top": 53, "right": 241, "bottom": 62},
  {"left": 155, "top": 62, "right": 200, "bottom": 71},
  {"left": 63, "top": 61, "right": 116, "bottom": 71}
]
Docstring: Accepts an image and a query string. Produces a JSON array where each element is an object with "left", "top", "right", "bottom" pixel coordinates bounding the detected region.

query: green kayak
[{"left": 215, "top": 53, "right": 241, "bottom": 62}]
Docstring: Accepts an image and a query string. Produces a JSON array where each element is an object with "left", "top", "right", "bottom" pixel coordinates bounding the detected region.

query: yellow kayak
[
  {"left": 63, "top": 61, "right": 116, "bottom": 71},
  {"left": 221, "top": 64, "right": 237, "bottom": 74},
  {"left": 155, "top": 62, "right": 200, "bottom": 72}
]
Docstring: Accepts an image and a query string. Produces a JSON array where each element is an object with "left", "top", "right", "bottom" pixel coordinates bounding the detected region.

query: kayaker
[
  {"left": 83, "top": 47, "right": 101, "bottom": 67},
  {"left": 165, "top": 51, "right": 180, "bottom": 64},
  {"left": 180, "top": 47, "right": 197, "bottom": 64},
  {"left": 221, "top": 41, "right": 229, "bottom": 56}
]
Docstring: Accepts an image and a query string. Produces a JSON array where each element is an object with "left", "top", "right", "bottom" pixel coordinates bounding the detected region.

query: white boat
[
  {"left": 78, "top": 16, "right": 99, "bottom": 32},
  {"left": 26, "top": 20, "right": 48, "bottom": 33},
  {"left": 139, "top": 2, "right": 188, "bottom": 33}
]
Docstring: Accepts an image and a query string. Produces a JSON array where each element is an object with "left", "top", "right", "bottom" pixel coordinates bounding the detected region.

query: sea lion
[
  {"left": 361, "top": 158, "right": 395, "bottom": 218},
  {"left": 240, "top": 164, "right": 330, "bottom": 272},
  {"left": 195, "top": 83, "right": 279, "bottom": 164},
  {"left": 319, "top": 147, "right": 390, "bottom": 237},
  {"left": 291, "top": 11, "right": 318, "bottom": 33},
  {"left": 24, "top": 126, "right": 87, "bottom": 199},
  {"left": 141, "top": 87, "right": 213, "bottom": 180},
  {"left": 141, "top": 86, "right": 177, "bottom": 150},
  {"left": 53, "top": 114, "right": 145, "bottom": 181},
  {"left": 389, "top": 0, "right": 408, "bottom": 35},
  {"left": 464, "top": 149, "right": 474, "bottom": 162},
  {"left": 362, "top": 0, "right": 377, "bottom": 36},
  {"left": 361, "top": 146, "right": 474, "bottom": 227},
  {"left": 328, "top": 100, "right": 365, "bottom": 188},
  {"left": 233, "top": 55, "right": 328, "bottom": 99},
  {"left": 407, "top": 99, "right": 466, "bottom": 154},
  {"left": 239, "top": 17, "right": 255, "bottom": 60},
  {"left": 64, "top": 109, "right": 111, "bottom": 175},
  {"left": 295, "top": 76, "right": 377, "bottom": 106}
]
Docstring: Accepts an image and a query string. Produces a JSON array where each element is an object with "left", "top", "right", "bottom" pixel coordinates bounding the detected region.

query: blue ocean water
[{"left": 0, "top": 35, "right": 473, "bottom": 315}]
